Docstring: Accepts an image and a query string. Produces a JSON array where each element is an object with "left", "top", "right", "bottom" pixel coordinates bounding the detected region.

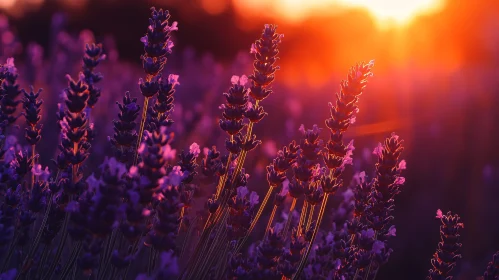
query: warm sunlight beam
[
  {"left": 341, "top": 0, "right": 445, "bottom": 26},
  {"left": 233, "top": 0, "right": 445, "bottom": 28}
]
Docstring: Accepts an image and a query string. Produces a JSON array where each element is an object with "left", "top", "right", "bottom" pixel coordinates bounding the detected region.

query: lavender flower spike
[{"left": 428, "top": 210, "right": 464, "bottom": 280}]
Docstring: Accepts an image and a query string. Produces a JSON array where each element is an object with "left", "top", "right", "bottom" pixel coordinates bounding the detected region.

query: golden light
[
  {"left": 233, "top": 0, "right": 446, "bottom": 28},
  {"left": 340, "top": 0, "right": 445, "bottom": 27},
  {"left": 0, "top": 0, "right": 16, "bottom": 10}
]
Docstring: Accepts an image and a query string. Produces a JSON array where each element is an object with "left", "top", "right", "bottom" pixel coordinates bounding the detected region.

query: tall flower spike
[
  {"left": 324, "top": 60, "right": 374, "bottom": 173},
  {"left": 22, "top": 87, "right": 43, "bottom": 146},
  {"left": 140, "top": 7, "right": 177, "bottom": 78},
  {"left": 428, "top": 210, "right": 464, "bottom": 280},
  {"left": 249, "top": 25, "right": 283, "bottom": 101},
  {"left": 110, "top": 92, "right": 141, "bottom": 164},
  {"left": 0, "top": 58, "right": 22, "bottom": 127},
  {"left": 483, "top": 251, "right": 499, "bottom": 279},
  {"left": 83, "top": 43, "right": 105, "bottom": 109},
  {"left": 293, "top": 61, "right": 374, "bottom": 279},
  {"left": 135, "top": 8, "right": 177, "bottom": 165}
]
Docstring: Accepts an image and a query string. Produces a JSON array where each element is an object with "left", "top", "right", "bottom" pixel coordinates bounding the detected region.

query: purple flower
[
  {"left": 249, "top": 191, "right": 259, "bottom": 207},
  {"left": 168, "top": 166, "right": 183, "bottom": 187},
  {"left": 31, "top": 164, "right": 49, "bottom": 180},
  {"left": 398, "top": 160, "right": 407, "bottom": 170},
  {"left": 435, "top": 209, "right": 443, "bottom": 219},
  {"left": 372, "top": 240, "right": 385, "bottom": 254},
  {"left": 237, "top": 186, "right": 249, "bottom": 200},
  {"left": 3, "top": 57, "right": 16, "bottom": 74},
  {"left": 86, "top": 174, "right": 100, "bottom": 193},
  {"left": 101, "top": 157, "right": 127, "bottom": 178},
  {"left": 230, "top": 75, "right": 248, "bottom": 86},
  {"left": 168, "top": 74, "right": 180, "bottom": 87},
  {"left": 161, "top": 144, "right": 176, "bottom": 161},
  {"left": 250, "top": 43, "right": 257, "bottom": 54},
  {"left": 394, "top": 176, "right": 406, "bottom": 185},
  {"left": 388, "top": 225, "right": 396, "bottom": 236},
  {"left": 168, "top": 21, "right": 179, "bottom": 31},
  {"left": 189, "top": 142, "right": 200, "bottom": 157},
  {"left": 372, "top": 142, "right": 383, "bottom": 157}
]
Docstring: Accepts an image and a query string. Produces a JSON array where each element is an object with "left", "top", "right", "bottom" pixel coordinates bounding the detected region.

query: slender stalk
[
  {"left": 372, "top": 267, "right": 380, "bottom": 280},
  {"left": 122, "top": 238, "right": 140, "bottom": 280},
  {"left": 99, "top": 229, "right": 120, "bottom": 280},
  {"left": 214, "top": 242, "right": 230, "bottom": 279},
  {"left": 306, "top": 204, "right": 315, "bottom": 230},
  {"left": 228, "top": 100, "right": 260, "bottom": 186},
  {"left": 133, "top": 97, "right": 150, "bottom": 166},
  {"left": 0, "top": 235, "right": 19, "bottom": 272},
  {"left": 147, "top": 247, "right": 155, "bottom": 276},
  {"left": 214, "top": 151, "right": 233, "bottom": 199},
  {"left": 97, "top": 235, "right": 111, "bottom": 280},
  {"left": 363, "top": 231, "right": 378, "bottom": 280},
  {"left": 292, "top": 193, "right": 330, "bottom": 280},
  {"left": 283, "top": 198, "right": 297, "bottom": 237},
  {"left": 151, "top": 250, "right": 159, "bottom": 274},
  {"left": 31, "top": 145, "right": 35, "bottom": 191},
  {"left": 17, "top": 194, "right": 54, "bottom": 275},
  {"left": 353, "top": 269, "right": 360, "bottom": 280},
  {"left": 188, "top": 189, "right": 231, "bottom": 269},
  {"left": 180, "top": 216, "right": 197, "bottom": 260},
  {"left": 297, "top": 202, "right": 308, "bottom": 233},
  {"left": 263, "top": 205, "right": 278, "bottom": 241},
  {"left": 178, "top": 207, "right": 185, "bottom": 234},
  {"left": 36, "top": 245, "right": 50, "bottom": 278},
  {"left": 234, "top": 185, "right": 274, "bottom": 253},
  {"left": 71, "top": 263, "right": 77, "bottom": 280},
  {"left": 58, "top": 241, "right": 83, "bottom": 280},
  {"left": 191, "top": 209, "right": 229, "bottom": 280},
  {"left": 42, "top": 195, "right": 73, "bottom": 280}
]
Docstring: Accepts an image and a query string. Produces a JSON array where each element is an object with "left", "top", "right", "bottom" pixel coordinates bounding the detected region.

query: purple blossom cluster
[{"left": 0, "top": 5, "right": 497, "bottom": 280}]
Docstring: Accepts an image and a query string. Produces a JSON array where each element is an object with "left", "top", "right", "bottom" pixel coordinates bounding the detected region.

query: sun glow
[
  {"left": 341, "top": 0, "right": 445, "bottom": 26},
  {"left": 233, "top": 0, "right": 445, "bottom": 27}
]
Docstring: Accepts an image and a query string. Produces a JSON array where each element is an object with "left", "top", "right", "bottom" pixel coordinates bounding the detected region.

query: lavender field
[{"left": 0, "top": 0, "right": 499, "bottom": 279}]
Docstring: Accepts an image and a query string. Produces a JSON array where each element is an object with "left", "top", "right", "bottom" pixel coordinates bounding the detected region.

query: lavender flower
[
  {"left": 0, "top": 58, "right": 21, "bottom": 128},
  {"left": 248, "top": 25, "right": 283, "bottom": 102},
  {"left": 110, "top": 92, "right": 141, "bottom": 163},
  {"left": 428, "top": 210, "right": 464, "bottom": 280},
  {"left": 82, "top": 43, "right": 105, "bottom": 109},
  {"left": 483, "top": 251, "right": 499, "bottom": 279},
  {"left": 22, "top": 87, "right": 43, "bottom": 146}
]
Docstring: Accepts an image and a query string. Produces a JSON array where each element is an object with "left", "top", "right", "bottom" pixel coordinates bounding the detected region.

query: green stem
[
  {"left": 36, "top": 245, "right": 50, "bottom": 278},
  {"left": 133, "top": 97, "right": 150, "bottom": 166},
  {"left": 17, "top": 194, "right": 53, "bottom": 276},
  {"left": 58, "top": 241, "right": 82, "bottom": 280},
  {"left": 306, "top": 204, "right": 316, "bottom": 230},
  {"left": 99, "top": 228, "right": 120, "bottom": 280},
  {"left": 180, "top": 217, "right": 197, "bottom": 260},
  {"left": 31, "top": 145, "right": 35, "bottom": 191},
  {"left": 263, "top": 205, "right": 278, "bottom": 241},
  {"left": 363, "top": 231, "right": 378, "bottom": 280},
  {"left": 292, "top": 193, "right": 330, "bottom": 279},
  {"left": 282, "top": 198, "right": 297, "bottom": 238},
  {"left": 297, "top": 202, "right": 308, "bottom": 233},
  {"left": 122, "top": 238, "right": 140, "bottom": 280},
  {"left": 42, "top": 195, "right": 73, "bottom": 280},
  {"left": 234, "top": 185, "right": 274, "bottom": 253},
  {"left": 147, "top": 247, "right": 155, "bottom": 276},
  {"left": 0, "top": 234, "right": 18, "bottom": 272}
]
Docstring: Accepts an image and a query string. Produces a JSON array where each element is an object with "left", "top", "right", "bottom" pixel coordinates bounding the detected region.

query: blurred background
[{"left": 1, "top": 0, "right": 499, "bottom": 279}]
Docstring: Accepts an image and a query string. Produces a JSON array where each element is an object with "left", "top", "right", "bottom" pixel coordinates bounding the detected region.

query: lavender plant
[{"left": 0, "top": 5, "right": 497, "bottom": 280}]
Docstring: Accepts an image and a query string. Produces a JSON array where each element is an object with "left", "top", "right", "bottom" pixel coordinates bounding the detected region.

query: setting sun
[
  {"left": 340, "top": 0, "right": 445, "bottom": 26},
  {"left": 233, "top": 0, "right": 445, "bottom": 27}
]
